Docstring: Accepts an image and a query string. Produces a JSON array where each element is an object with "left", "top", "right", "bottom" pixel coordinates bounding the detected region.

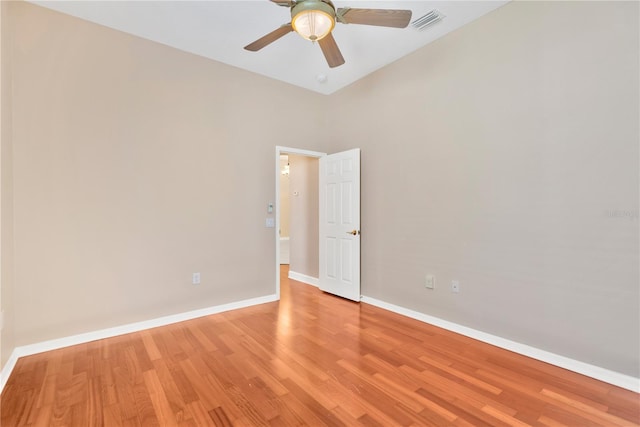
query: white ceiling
[{"left": 30, "top": 0, "right": 509, "bottom": 95}]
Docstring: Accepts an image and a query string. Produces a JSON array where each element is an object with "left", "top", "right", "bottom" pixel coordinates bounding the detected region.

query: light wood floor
[{"left": 2, "top": 266, "right": 639, "bottom": 426}]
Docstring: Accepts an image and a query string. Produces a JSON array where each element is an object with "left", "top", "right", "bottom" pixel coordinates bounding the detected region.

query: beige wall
[
  {"left": 325, "top": 1, "right": 639, "bottom": 377},
  {"left": 288, "top": 155, "right": 319, "bottom": 278},
  {"left": 279, "top": 156, "right": 290, "bottom": 238},
  {"left": 2, "top": 0, "right": 638, "bottom": 380},
  {"left": 1, "top": 0, "right": 15, "bottom": 368},
  {"left": 6, "top": 2, "right": 326, "bottom": 349}
]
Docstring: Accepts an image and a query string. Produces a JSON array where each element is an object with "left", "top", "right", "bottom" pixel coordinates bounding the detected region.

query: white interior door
[{"left": 319, "top": 149, "right": 361, "bottom": 301}]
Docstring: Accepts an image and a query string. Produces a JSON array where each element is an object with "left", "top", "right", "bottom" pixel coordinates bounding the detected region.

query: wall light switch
[
  {"left": 266, "top": 218, "right": 275, "bottom": 228},
  {"left": 268, "top": 202, "right": 273, "bottom": 213},
  {"left": 192, "top": 272, "right": 201, "bottom": 285},
  {"left": 425, "top": 275, "right": 435, "bottom": 289}
]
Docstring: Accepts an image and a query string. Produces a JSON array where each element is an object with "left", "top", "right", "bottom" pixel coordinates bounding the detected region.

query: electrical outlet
[
  {"left": 192, "top": 272, "right": 201, "bottom": 285},
  {"left": 425, "top": 274, "right": 435, "bottom": 289},
  {"left": 451, "top": 280, "right": 460, "bottom": 293}
]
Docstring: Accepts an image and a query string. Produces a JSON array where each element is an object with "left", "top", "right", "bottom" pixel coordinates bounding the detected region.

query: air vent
[{"left": 412, "top": 10, "right": 444, "bottom": 31}]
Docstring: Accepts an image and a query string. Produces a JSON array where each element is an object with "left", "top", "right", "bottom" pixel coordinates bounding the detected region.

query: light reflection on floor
[{"left": 276, "top": 265, "right": 293, "bottom": 342}]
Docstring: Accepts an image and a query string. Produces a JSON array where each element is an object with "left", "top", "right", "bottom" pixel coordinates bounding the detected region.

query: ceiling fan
[{"left": 244, "top": 0, "right": 412, "bottom": 68}]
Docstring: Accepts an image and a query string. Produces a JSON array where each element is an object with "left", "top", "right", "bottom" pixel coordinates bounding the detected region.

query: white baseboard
[
  {"left": 361, "top": 296, "right": 639, "bottom": 393},
  {"left": 0, "top": 293, "right": 278, "bottom": 394},
  {"left": 0, "top": 349, "right": 20, "bottom": 394},
  {"left": 288, "top": 271, "right": 319, "bottom": 287},
  {"left": 3, "top": 292, "right": 637, "bottom": 395}
]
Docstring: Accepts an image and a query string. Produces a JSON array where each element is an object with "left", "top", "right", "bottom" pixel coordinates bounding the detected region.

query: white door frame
[{"left": 275, "top": 146, "right": 326, "bottom": 299}]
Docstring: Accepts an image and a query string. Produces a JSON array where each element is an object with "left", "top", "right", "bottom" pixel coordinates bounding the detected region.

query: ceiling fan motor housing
[{"left": 291, "top": 0, "right": 336, "bottom": 41}]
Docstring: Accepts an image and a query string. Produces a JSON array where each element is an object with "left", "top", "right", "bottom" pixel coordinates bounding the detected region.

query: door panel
[{"left": 319, "top": 149, "right": 361, "bottom": 301}]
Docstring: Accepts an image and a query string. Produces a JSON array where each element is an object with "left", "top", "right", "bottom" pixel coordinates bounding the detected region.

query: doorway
[
  {"left": 275, "top": 146, "right": 325, "bottom": 299},
  {"left": 279, "top": 154, "right": 291, "bottom": 265}
]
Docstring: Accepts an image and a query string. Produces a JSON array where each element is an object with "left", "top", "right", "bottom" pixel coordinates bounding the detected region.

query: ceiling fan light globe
[{"left": 291, "top": 2, "right": 335, "bottom": 42}]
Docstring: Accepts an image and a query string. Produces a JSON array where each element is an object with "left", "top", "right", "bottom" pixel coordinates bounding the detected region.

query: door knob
[{"left": 346, "top": 230, "right": 360, "bottom": 236}]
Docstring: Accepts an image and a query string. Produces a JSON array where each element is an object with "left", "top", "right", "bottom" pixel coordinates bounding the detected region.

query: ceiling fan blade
[
  {"left": 244, "top": 24, "right": 293, "bottom": 52},
  {"left": 270, "top": 0, "right": 295, "bottom": 6},
  {"left": 337, "top": 8, "right": 412, "bottom": 28},
  {"left": 318, "top": 33, "right": 345, "bottom": 68}
]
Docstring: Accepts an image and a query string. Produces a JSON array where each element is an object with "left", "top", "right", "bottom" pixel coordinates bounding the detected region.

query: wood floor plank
[
  {"left": 208, "top": 405, "right": 233, "bottom": 426},
  {"left": 103, "top": 403, "right": 125, "bottom": 427},
  {"left": 140, "top": 331, "right": 163, "bottom": 362},
  {"left": 142, "top": 369, "right": 178, "bottom": 426},
  {"left": 87, "top": 376, "right": 104, "bottom": 427},
  {"left": 415, "top": 387, "right": 505, "bottom": 427},
  {"left": 328, "top": 373, "right": 407, "bottom": 427},
  {"left": 2, "top": 265, "right": 638, "bottom": 426}
]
